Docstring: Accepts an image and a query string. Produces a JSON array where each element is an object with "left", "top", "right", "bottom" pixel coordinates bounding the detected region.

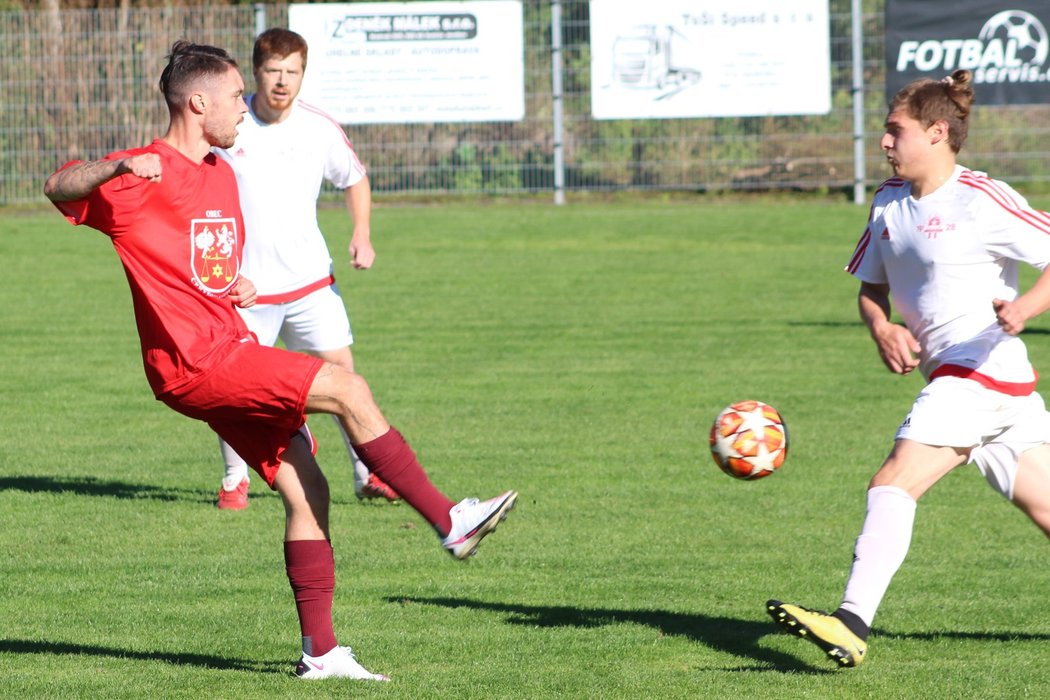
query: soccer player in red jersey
[{"left": 43, "top": 40, "right": 517, "bottom": 682}]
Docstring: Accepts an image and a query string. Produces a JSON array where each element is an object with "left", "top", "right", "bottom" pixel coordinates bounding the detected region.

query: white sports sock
[
  {"left": 218, "top": 436, "right": 250, "bottom": 491},
  {"left": 330, "top": 414, "right": 370, "bottom": 489},
  {"left": 840, "top": 485, "right": 916, "bottom": 627}
]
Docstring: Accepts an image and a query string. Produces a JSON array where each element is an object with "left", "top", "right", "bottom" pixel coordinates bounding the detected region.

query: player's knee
[
  {"left": 311, "top": 362, "right": 370, "bottom": 409},
  {"left": 331, "top": 366, "right": 372, "bottom": 406},
  {"left": 870, "top": 442, "right": 967, "bottom": 497}
]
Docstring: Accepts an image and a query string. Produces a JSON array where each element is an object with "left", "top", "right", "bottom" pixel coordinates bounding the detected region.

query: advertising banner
[
  {"left": 288, "top": 1, "right": 524, "bottom": 124},
  {"left": 589, "top": 0, "right": 830, "bottom": 120},
  {"left": 886, "top": 0, "right": 1050, "bottom": 105}
]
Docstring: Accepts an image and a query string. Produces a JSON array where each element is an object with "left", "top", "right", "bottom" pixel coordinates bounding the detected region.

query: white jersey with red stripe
[
  {"left": 846, "top": 165, "right": 1050, "bottom": 388},
  {"left": 215, "top": 95, "right": 366, "bottom": 299}
]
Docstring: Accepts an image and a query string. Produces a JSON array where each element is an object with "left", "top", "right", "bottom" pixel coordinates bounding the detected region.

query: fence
[{"left": 2, "top": 0, "right": 1050, "bottom": 206}]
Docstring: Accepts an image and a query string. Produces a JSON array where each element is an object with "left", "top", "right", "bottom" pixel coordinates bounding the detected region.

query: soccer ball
[
  {"left": 709, "top": 400, "right": 788, "bottom": 480},
  {"left": 979, "top": 11, "right": 1049, "bottom": 66}
]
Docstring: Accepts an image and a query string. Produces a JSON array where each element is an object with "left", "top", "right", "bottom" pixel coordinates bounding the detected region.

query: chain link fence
[{"left": 2, "top": 0, "right": 1049, "bottom": 206}]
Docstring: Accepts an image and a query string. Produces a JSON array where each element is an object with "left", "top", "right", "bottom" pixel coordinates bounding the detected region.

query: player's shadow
[
  {"left": 886, "top": 629, "right": 1050, "bottom": 643},
  {"left": 0, "top": 474, "right": 349, "bottom": 506},
  {"left": 0, "top": 638, "right": 286, "bottom": 674},
  {"left": 386, "top": 596, "right": 833, "bottom": 673},
  {"left": 393, "top": 597, "right": 1050, "bottom": 672},
  {"left": 0, "top": 475, "right": 211, "bottom": 503}
]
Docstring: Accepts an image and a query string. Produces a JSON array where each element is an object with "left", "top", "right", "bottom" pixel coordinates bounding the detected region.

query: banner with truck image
[{"left": 588, "top": 0, "right": 830, "bottom": 120}]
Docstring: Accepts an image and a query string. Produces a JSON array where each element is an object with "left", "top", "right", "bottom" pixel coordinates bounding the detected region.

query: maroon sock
[
  {"left": 284, "top": 539, "right": 338, "bottom": 657},
  {"left": 354, "top": 427, "right": 456, "bottom": 535}
]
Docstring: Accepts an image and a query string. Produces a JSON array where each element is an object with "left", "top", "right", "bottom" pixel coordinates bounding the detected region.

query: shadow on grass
[
  {"left": 0, "top": 475, "right": 212, "bottom": 503},
  {"left": 882, "top": 629, "right": 1050, "bottom": 642},
  {"left": 0, "top": 638, "right": 286, "bottom": 674},
  {"left": 0, "top": 474, "right": 361, "bottom": 506},
  {"left": 387, "top": 596, "right": 835, "bottom": 674}
]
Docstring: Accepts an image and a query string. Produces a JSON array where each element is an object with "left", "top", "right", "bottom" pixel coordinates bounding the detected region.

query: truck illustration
[{"left": 611, "top": 25, "right": 700, "bottom": 91}]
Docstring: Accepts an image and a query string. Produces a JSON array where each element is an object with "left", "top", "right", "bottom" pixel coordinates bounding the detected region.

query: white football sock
[
  {"left": 840, "top": 485, "right": 916, "bottom": 627},
  {"left": 218, "top": 437, "right": 250, "bottom": 491},
  {"left": 330, "top": 413, "right": 370, "bottom": 490}
]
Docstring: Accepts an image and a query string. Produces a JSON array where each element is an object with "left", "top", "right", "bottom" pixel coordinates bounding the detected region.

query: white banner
[
  {"left": 289, "top": 1, "right": 524, "bottom": 124},
  {"left": 589, "top": 0, "right": 831, "bottom": 119}
]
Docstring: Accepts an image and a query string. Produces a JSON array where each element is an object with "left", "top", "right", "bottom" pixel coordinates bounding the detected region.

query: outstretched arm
[
  {"left": 859, "top": 281, "right": 921, "bottom": 375},
  {"left": 994, "top": 264, "right": 1050, "bottom": 335},
  {"left": 44, "top": 154, "right": 162, "bottom": 202},
  {"left": 345, "top": 176, "right": 375, "bottom": 270}
]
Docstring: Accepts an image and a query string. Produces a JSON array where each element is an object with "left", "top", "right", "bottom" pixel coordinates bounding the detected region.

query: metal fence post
[
  {"left": 550, "top": 0, "right": 566, "bottom": 205},
  {"left": 254, "top": 3, "right": 266, "bottom": 36},
  {"left": 851, "top": 0, "right": 866, "bottom": 205}
]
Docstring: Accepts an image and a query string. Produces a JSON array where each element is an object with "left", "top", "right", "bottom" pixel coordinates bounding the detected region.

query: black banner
[{"left": 886, "top": 0, "right": 1050, "bottom": 105}]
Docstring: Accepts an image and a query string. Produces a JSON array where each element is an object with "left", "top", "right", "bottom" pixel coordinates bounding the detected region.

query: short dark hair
[
  {"left": 253, "top": 28, "right": 308, "bottom": 71},
  {"left": 159, "top": 40, "right": 239, "bottom": 110}
]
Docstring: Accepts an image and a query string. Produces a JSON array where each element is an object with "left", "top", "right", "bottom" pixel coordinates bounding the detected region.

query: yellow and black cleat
[{"left": 767, "top": 599, "right": 867, "bottom": 667}]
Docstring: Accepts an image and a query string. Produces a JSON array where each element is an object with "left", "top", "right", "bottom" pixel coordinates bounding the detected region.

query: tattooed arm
[{"left": 44, "top": 153, "right": 162, "bottom": 202}]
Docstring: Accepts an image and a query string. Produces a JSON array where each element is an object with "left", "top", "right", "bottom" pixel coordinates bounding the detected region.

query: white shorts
[
  {"left": 896, "top": 376, "right": 1050, "bottom": 499},
  {"left": 237, "top": 284, "right": 353, "bottom": 353}
]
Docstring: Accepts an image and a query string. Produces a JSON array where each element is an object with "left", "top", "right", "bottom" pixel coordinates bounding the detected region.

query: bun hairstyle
[{"left": 890, "top": 69, "right": 975, "bottom": 153}]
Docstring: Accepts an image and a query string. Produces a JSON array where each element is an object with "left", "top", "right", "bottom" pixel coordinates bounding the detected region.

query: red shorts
[{"left": 158, "top": 339, "right": 325, "bottom": 487}]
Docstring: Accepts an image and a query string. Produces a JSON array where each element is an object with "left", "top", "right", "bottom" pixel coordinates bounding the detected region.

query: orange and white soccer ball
[{"left": 709, "top": 400, "right": 788, "bottom": 480}]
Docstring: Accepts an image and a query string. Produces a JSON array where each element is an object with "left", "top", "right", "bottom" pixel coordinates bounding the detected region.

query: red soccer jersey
[{"left": 53, "top": 139, "right": 252, "bottom": 395}]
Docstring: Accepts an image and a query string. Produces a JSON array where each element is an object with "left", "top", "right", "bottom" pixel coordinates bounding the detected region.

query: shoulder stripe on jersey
[
  {"left": 959, "top": 169, "right": 1050, "bottom": 227},
  {"left": 297, "top": 100, "right": 351, "bottom": 145},
  {"left": 959, "top": 171, "right": 1050, "bottom": 235},
  {"left": 873, "top": 178, "right": 907, "bottom": 197},
  {"left": 846, "top": 178, "right": 903, "bottom": 275},
  {"left": 297, "top": 100, "right": 365, "bottom": 172},
  {"left": 846, "top": 227, "right": 871, "bottom": 274},
  {"left": 959, "top": 170, "right": 1022, "bottom": 208}
]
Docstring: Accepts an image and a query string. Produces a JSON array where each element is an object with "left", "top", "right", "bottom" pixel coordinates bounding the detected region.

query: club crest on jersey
[
  {"left": 190, "top": 217, "right": 239, "bottom": 294},
  {"left": 918, "top": 215, "right": 955, "bottom": 239}
]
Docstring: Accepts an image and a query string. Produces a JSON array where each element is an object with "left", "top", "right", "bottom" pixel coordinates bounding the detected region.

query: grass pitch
[{"left": 2, "top": 196, "right": 1049, "bottom": 699}]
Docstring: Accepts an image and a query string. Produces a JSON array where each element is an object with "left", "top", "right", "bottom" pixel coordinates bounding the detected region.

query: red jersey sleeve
[{"left": 52, "top": 154, "right": 151, "bottom": 238}]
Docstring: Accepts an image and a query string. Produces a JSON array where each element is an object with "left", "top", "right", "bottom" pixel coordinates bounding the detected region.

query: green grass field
[{"left": 3, "top": 196, "right": 1049, "bottom": 699}]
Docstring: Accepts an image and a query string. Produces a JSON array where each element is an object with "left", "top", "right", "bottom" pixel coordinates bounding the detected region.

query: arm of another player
[
  {"left": 993, "top": 264, "right": 1050, "bottom": 336},
  {"left": 43, "top": 154, "right": 162, "bottom": 202},
  {"left": 345, "top": 176, "right": 375, "bottom": 270},
  {"left": 859, "top": 281, "right": 921, "bottom": 375}
]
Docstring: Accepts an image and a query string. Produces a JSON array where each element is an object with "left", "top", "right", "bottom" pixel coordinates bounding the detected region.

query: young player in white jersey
[
  {"left": 213, "top": 28, "right": 398, "bottom": 509},
  {"left": 767, "top": 69, "right": 1050, "bottom": 667}
]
